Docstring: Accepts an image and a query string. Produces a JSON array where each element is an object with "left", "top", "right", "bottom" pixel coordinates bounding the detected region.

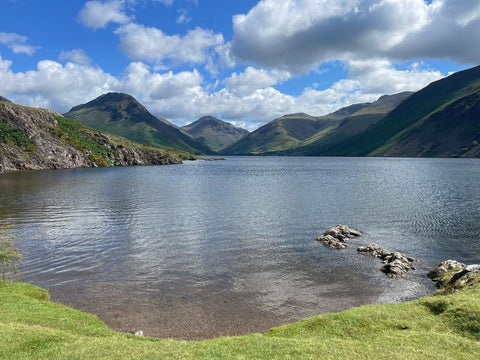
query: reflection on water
[{"left": 1, "top": 157, "right": 480, "bottom": 338}]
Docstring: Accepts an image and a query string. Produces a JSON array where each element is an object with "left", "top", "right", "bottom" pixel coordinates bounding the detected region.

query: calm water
[{"left": 1, "top": 157, "right": 480, "bottom": 338}]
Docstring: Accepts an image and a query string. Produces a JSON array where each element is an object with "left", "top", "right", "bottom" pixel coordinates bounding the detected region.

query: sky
[{"left": 0, "top": 0, "right": 479, "bottom": 130}]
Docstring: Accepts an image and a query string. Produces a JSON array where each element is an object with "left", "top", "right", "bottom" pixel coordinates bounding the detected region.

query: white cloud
[
  {"left": 294, "top": 59, "right": 444, "bottom": 116},
  {"left": 0, "top": 54, "right": 444, "bottom": 128},
  {"left": 121, "top": 62, "right": 203, "bottom": 100},
  {"left": 225, "top": 67, "right": 291, "bottom": 96},
  {"left": 115, "top": 23, "right": 225, "bottom": 67},
  {"left": 58, "top": 49, "right": 92, "bottom": 66},
  {"left": 231, "top": 0, "right": 479, "bottom": 73},
  {"left": 391, "top": 0, "right": 480, "bottom": 63},
  {"left": 0, "top": 55, "right": 117, "bottom": 111},
  {"left": 0, "top": 32, "right": 39, "bottom": 55},
  {"left": 176, "top": 9, "right": 191, "bottom": 24},
  {"left": 78, "top": 0, "right": 130, "bottom": 29}
]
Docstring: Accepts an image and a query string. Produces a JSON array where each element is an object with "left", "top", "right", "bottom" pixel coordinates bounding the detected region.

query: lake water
[{"left": 1, "top": 157, "right": 480, "bottom": 339}]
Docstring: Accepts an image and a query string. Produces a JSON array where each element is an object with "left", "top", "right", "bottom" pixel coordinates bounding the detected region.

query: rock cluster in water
[
  {"left": 316, "top": 225, "right": 362, "bottom": 249},
  {"left": 428, "top": 260, "right": 480, "bottom": 293},
  {"left": 357, "top": 243, "right": 415, "bottom": 278}
]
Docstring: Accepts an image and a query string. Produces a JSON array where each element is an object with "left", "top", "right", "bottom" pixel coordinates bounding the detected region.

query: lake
[{"left": 1, "top": 156, "right": 480, "bottom": 339}]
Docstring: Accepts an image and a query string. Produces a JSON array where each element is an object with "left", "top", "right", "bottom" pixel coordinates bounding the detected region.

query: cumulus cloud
[
  {"left": 78, "top": 0, "right": 130, "bottom": 29},
  {"left": 0, "top": 55, "right": 117, "bottom": 111},
  {"left": 231, "top": 0, "right": 480, "bottom": 73},
  {"left": 0, "top": 53, "right": 444, "bottom": 128},
  {"left": 294, "top": 59, "right": 444, "bottom": 116},
  {"left": 391, "top": 0, "right": 480, "bottom": 63},
  {"left": 115, "top": 23, "right": 225, "bottom": 67},
  {"left": 0, "top": 32, "right": 39, "bottom": 55},
  {"left": 225, "top": 67, "right": 291, "bottom": 96},
  {"left": 58, "top": 49, "right": 92, "bottom": 66}
]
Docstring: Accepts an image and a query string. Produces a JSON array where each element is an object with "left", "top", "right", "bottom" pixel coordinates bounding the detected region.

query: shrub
[{"left": 0, "top": 237, "right": 22, "bottom": 280}]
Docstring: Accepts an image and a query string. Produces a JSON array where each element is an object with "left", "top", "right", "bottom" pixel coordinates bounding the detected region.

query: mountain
[
  {"left": 287, "top": 92, "right": 413, "bottom": 155},
  {"left": 181, "top": 116, "right": 249, "bottom": 152},
  {"left": 0, "top": 98, "right": 181, "bottom": 173},
  {"left": 64, "top": 93, "right": 211, "bottom": 154},
  {"left": 223, "top": 93, "right": 410, "bottom": 155},
  {"left": 222, "top": 107, "right": 363, "bottom": 155},
  {"left": 324, "top": 65, "right": 480, "bottom": 157}
]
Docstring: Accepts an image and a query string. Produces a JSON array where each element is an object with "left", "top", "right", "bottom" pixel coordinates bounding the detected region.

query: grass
[
  {"left": 51, "top": 116, "right": 113, "bottom": 167},
  {"left": 1, "top": 281, "right": 479, "bottom": 359},
  {"left": 0, "top": 117, "right": 37, "bottom": 151}
]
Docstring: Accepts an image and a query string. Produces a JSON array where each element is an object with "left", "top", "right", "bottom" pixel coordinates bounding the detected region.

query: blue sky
[{"left": 0, "top": 0, "right": 478, "bottom": 129}]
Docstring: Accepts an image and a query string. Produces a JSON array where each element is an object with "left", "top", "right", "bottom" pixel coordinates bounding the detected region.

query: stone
[
  {"left": 427, "top": 260, "right": 466, "bottom": 288},
  {"left": 429, "top": 260, "right": 480, "bottom": 293},
  {"left": 358, "top": 243, "right": 415, "bottom": 278},
  {"left": 316, "top": 225, "right": 361, "bottom": 249}
]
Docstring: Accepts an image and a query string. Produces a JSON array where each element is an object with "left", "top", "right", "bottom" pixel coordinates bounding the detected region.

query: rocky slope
[
  {"left": 64, "top": 93, "right": 211, "bottom": 154},
  {"left": 181, "top": 116, "right": 249, "bottom": 152},
  {"left": 0, "top": 99, "right": 181, "bottom": 173}
]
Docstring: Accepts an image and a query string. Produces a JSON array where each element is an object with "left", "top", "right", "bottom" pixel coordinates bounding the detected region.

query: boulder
[
  {"left": 358, "top": 243, "right": 415, "bottom": 278},
  {"left": 316, "top": 225, "right": 361, "bottom": 249},
  {"left": 428, "top": 260, "right": 480, "bottom": 293}
]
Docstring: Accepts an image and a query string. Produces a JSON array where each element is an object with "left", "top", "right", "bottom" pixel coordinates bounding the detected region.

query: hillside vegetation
[
  {"left": 223, "top": 93, "right": 411, "bottom": 155},
  {"left": 0, "top": 99, "right": 181, "bottom": 173},
  {"left": 1, "top": 280, "right": 479, "bottom": 359},
  {"left": 64, "top": 93, "right": 211, "bottom": 155},
  {"left": 326, "top": 65, "right": 480, "bottom": 157}
]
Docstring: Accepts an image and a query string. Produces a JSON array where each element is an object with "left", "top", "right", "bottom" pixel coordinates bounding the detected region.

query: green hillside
[
  {"left": 325, "top": 65, "right": 480, "bottom": 157},
  {"left": 182, "top": 116, "right": 249, "bottom": 152},
  {"left": 289, "top": 92, "right": 412, "bottom": 155},
  {"left": 64, "top": 93, "right": 211, "bottom": 155},
  {"left": 222, "top": 105, "right": 368, "bottom": 155}
]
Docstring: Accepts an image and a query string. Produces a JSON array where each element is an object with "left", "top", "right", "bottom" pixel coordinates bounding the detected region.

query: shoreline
[{"left": 1, "top": 279, "right": 479, "bottom": 359}]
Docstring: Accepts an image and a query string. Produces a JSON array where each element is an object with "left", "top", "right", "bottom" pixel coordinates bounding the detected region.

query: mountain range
[
  {"left": 224, "top": 65, "right": 480, "bottom": 157},
  {"left": 223, "top": 92, "right": 412, "bottom": 155},
  {"left": 2, "top": 65, "right": 480, "bottom": 167}
]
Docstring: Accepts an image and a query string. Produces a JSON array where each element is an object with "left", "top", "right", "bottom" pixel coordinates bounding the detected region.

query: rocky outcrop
[
  {"left": 428, "top": 260, "right": 480, "bottom": 293},
  {"left": 0, "top": 101, "right": 181, "bottom": 174},
  {"left": 316, "top": 225, "right": 361, "bottom": 249},
  {"left": 357, "top": 243, "right": 415, "bottom": 278}
]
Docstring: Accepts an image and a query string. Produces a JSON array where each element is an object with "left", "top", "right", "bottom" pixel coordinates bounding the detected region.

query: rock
[
  {"left": 429, "top": 260, "right": 480, "bottom": 293},
  {"left": 428, "top": 260, "right": 466, "bottom": 288},
  {"left": 0, "top": 101, "right": 182, "bottom": 173},
  {"left": 316, "top": 225, "right": 361, "bottom": 249},
  {"left": 133, "top": 330, "right": 144, "bottom": 337},
  {"left": 358, "top": 243, "right": 415, "bottom": 278}
]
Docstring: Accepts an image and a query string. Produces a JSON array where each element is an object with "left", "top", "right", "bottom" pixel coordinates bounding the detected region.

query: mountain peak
[
  {"left": 68, "top": 92, "right": 144, "bottom": 113},
  {"left": 0, "top": 96, "right": 12, "bottom": 103},
  {"left": 182, "top": 116, "right": 249, "bottom": 152},
  {"left": 64, "top": 93, "right": 211, "bottom": 154}
]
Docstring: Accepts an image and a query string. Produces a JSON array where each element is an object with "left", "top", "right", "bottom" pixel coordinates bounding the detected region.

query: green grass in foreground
[{"left": 0, "top": 281, "right": 479, "bottom": 359}]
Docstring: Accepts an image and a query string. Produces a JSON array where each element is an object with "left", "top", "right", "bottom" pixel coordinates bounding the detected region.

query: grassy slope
[
  {"left": 64, "top": 93, "right": 211, "bottom": 155},
  {"left": 64, "top": 108, "right": 209, "bottom": 155},
  {"left": 324, "top": 65, "right": 480, "bottom": 156},
  {"left": 222, "top": 94, "right": 408, "bottom": 156},
  {"left": 288, "top": 93, "right": 413, "bottom": 155},
  {"left": 1, "top": 281, "right": 479, "bottom": 359},
  {"left": 222, "top": 113, "right": 344, "bottom": 155}
]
